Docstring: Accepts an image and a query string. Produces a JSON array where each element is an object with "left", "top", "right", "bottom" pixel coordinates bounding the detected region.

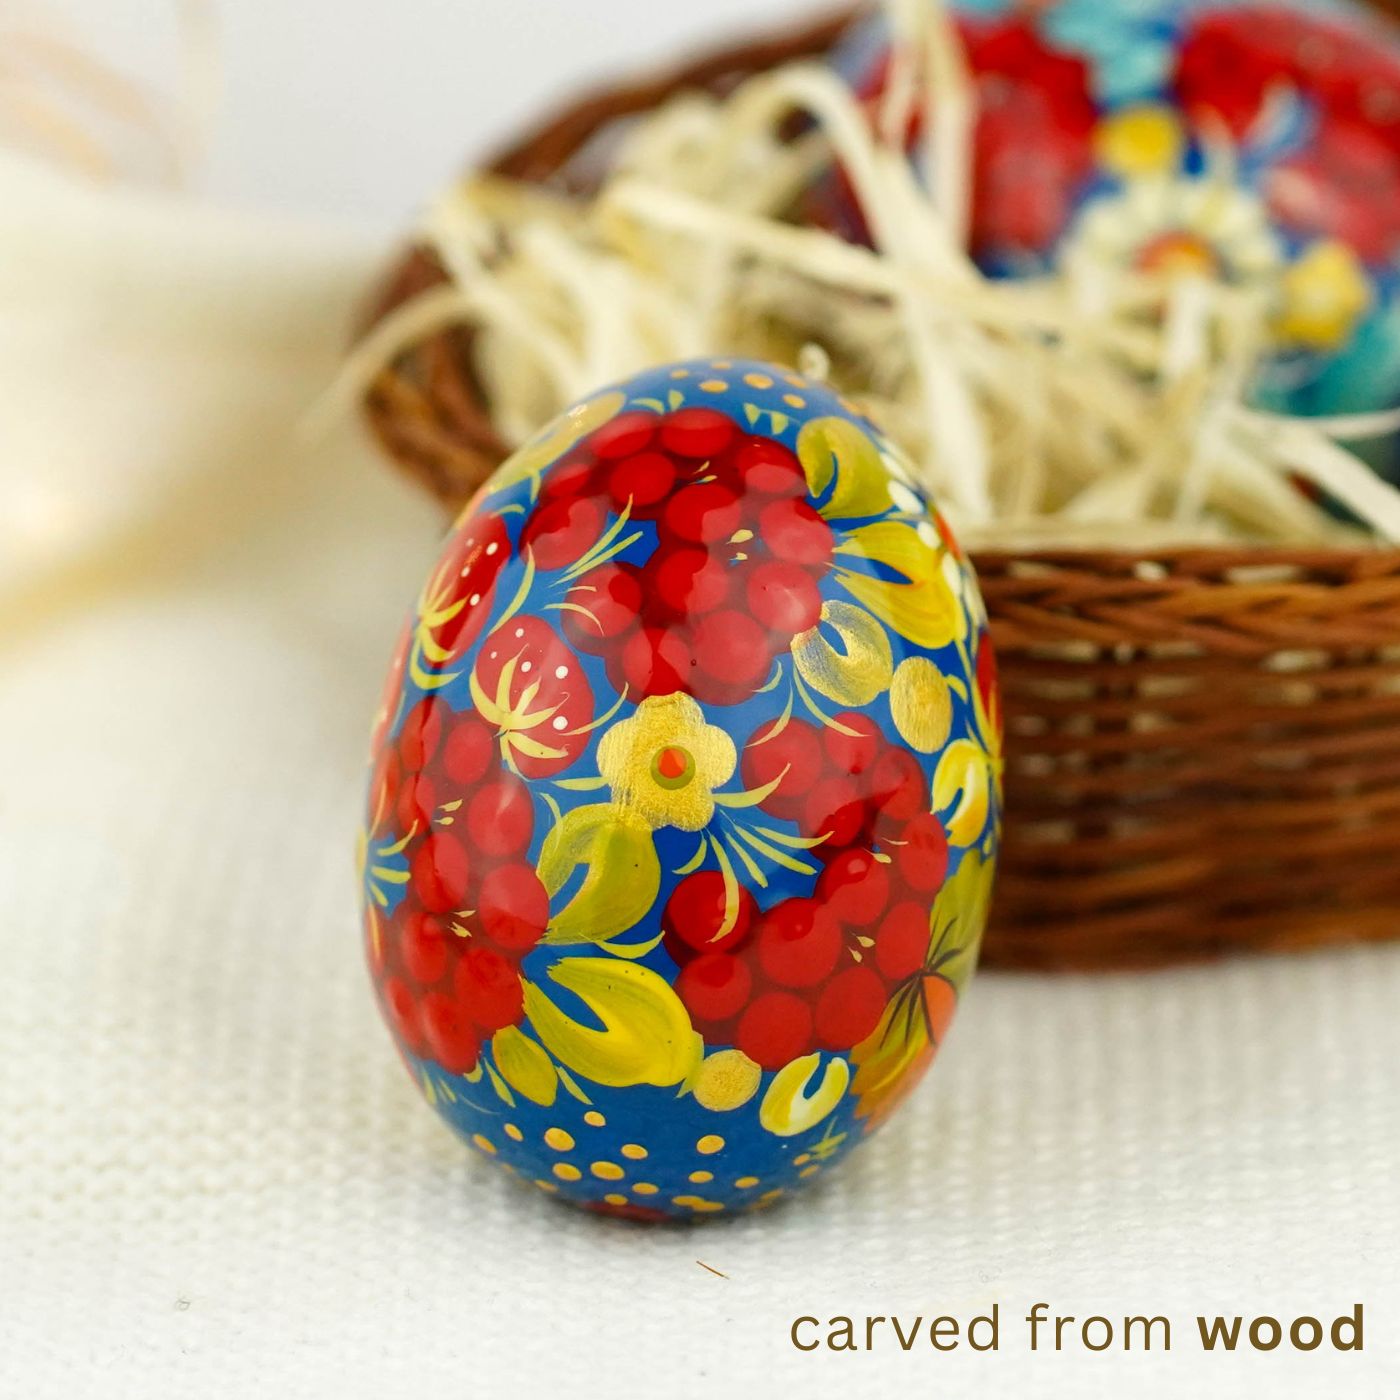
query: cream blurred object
[{"left": 0, "top": 7, "right": 379, "bottom": 618}]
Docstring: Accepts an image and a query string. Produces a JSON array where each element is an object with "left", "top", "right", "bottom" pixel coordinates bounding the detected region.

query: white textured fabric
[{"left": 2, "top": 171, "right": 1398, "bottom": 1400}]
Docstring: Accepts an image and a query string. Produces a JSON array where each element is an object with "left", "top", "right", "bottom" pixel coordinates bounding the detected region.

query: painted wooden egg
[
  {"left": 823, "top": 0, "right": 1400, "bottom": 480},
  {"left": 360, "top": 358, "right": 1000, "bottom": 1219}
]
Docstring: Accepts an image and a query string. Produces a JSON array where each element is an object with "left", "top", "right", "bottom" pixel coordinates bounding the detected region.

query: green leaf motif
[
  {"left": 523, "top": 958, "right": 700, "bottom": 1089},
  {"left": 491, "top": 1026, "right": 558, "bottom": 1106},
  {"left": 537, "top": 802, "right": 660, "bottom": 946},
  {"left": 931, "top": 850, "right": 996, "bottom": 991}
]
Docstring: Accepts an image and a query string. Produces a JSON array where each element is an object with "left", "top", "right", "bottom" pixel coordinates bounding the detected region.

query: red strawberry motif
[
  {"left": 427, "top": 510, "right": 512, "bottom": 658},
  {"left": 471, "top": 616, "right": 594, "bottom": 778}
]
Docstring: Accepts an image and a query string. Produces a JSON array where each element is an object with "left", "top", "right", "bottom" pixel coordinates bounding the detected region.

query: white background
[
  {"left": 3, "top": 3, "right": 1399, "bottom": 1398},
  {"left": 77, "top": 0, "right": 821, "bottom": 227}
]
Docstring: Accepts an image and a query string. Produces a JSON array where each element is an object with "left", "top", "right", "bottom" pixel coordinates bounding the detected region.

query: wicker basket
[{"left": 357, "top": 5, "right": 1400, "bottom": 970}]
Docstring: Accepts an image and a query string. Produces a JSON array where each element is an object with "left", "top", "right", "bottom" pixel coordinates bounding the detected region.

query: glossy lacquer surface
[{"left": 361, "top": 359, "right": 1000, "bottom": 1219}]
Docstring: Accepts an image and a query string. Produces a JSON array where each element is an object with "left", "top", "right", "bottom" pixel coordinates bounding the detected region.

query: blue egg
[{"left": 360, "top": 358, "right": 1000, "bottom": 1218}]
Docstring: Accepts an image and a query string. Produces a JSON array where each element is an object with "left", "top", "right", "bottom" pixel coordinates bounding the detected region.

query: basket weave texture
[{"left": 358, "top": 6, "right": 1400, "bottom": 970}]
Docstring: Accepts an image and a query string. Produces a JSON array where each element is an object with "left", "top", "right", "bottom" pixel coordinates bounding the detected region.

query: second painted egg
[{"left": 823, "top": 0, "right": 1400, "bottom": 481}]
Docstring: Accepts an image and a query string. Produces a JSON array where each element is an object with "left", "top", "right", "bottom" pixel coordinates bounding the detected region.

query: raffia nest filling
[{"left": 353, "top": 0, "right": 1400, "bottom": 969}]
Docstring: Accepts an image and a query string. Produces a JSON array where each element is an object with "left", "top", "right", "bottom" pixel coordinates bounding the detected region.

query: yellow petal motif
[
  {"left": 1094, "top": 104, "right": 1184, "bottom": 179},
  {"left": 1276, "top": 240, "right": 1372, "bottom": 351},
  {"left": 797, "top": 415, "right": 894, "bottom": 520},
  {"left": 792, "top": 600, "right": 893, "bottom": 707},
  {"left": 490, "top": 1026, "right": 559, "bottom": 1106},
  {"left": 596, "top": 692, "right": 737, "bottom": 832},
  {"left": 836, "top": 521, "right": 962, "bottom": 650},
  {"left": 523, "top": 958, "right": 700, "bottom": 1089},
  {"left": 932, "top": 737, "right": 993, "bottom": 847},
  {"left": 889, "top": 656, "right": 953, "bottom": 753},
  {"left": 537, "top": 803, "right": 661, "bottom": 945},
  {"left": 759, "top": 1053, "right": 850, "bottom": 1137}
]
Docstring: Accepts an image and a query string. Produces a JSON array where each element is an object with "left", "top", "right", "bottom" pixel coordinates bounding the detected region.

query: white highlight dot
[
  {"left": 555, "top": 665, "right": 569, "bottom": 679},
  {"left": 485, "top": 542, "right": 499, "bottom": 555},
  {"left": 551, "top": 716, "right": 568, "bottom": 731},
  {"left": 880, "top": 450, "right": 914, "bottom": 485},
  {"left": 520, "top": 660, "right": 533, "bottom": 673},
  {"left": 468, "top": 593, "right": 480, "bottom": 606},
  {"left": 890, "top": 482, "right": 921, "bottom": 515}
]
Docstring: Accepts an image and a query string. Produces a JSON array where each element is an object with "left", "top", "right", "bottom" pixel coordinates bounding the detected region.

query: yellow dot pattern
[
  {"left": 670, "top": 368, "right": 690, "bottom": 378},
  {"left": 494, "top": 1090, "right": 837, "bottom": 1213},
  {"left": 699, "top": 379, "right": 728, "bottom": 393},
  {"left": 783, "top": 393, "right": 806, "bottom": 409},
  {"left": 712, "top": 359, "right": 733, "bottom": 370},
  {"left": 743, "top": 372, "right": 773, "bottom": 389}
]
